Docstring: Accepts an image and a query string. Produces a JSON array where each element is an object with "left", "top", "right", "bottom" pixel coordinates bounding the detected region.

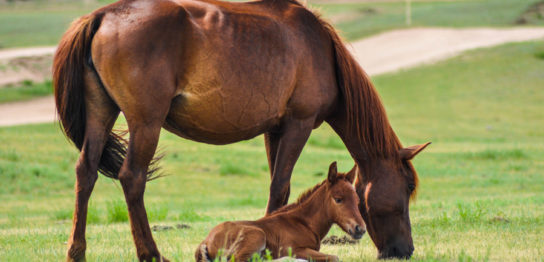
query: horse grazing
[
  {"left": 53, "top": 0, "right": 430, "bottom": 261},
  {"left": 195, "top": 162, "right": 365, "bottom": 262}
]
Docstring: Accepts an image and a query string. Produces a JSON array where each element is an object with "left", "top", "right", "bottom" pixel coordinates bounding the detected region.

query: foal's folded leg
[{"left": 293, "top": 248, "right": 339, "bottom": 262}]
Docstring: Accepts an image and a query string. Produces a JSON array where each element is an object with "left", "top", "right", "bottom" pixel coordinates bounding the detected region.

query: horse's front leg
[{"left": 265, "top": 118, "right": 314, "bottom": 215}]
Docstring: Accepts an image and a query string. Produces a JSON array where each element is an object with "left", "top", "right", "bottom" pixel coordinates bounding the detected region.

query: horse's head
[
  {"left": 355, "top": 142, "right": 430, "bottom": 259},
  {"left": 325, "top": 162, "right": 366, "bottom": 240}
]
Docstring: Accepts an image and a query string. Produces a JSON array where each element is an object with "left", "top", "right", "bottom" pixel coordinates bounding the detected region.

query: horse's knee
[
  {"left": 119, "top": 168, "right": 147, "bottom": 202},
  {"left": 74, "top": 158, "right": 98, "bottom": 193}
]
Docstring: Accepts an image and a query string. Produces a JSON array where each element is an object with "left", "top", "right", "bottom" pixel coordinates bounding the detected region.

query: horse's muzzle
[{"left": 378, "top": 244, "right": 414, "bottom": 260}]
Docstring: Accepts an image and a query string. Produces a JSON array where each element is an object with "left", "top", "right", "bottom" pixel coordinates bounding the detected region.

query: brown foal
[
  {"left": 54, "top": 0, "right": 430, "bottom": 261},
  {"left": 195, "top": 162, "right": 365, "bottom": 262}
]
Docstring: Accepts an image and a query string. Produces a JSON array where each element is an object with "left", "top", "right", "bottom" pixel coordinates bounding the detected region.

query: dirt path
[
  {"left": 0, "top": 46, "right": 56, "bottom": 61},
  {"left": 1, "top": 27, "right": 544, "bottom": 127},
  {"left": 350, "top": 27, "right": 544, "bottom": 75}
]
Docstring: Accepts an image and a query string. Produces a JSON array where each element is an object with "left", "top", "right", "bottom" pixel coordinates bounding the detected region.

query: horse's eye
[
  {"left": 334, "top": 198, "right": 343, "bottom": 204},
  {"left": 408, "top": 184, "right": 416, "bottom": 192}
]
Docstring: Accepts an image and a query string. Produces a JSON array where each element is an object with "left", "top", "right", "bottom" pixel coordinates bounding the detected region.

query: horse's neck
[
  {"left": 287, "top": 186, "right": 333, "bottom": 240},
  {"left": 329, "top": 118, "right": 367, "bottom": 164},
  {"left": 328, "top": 117, "right": 399, "bottom": 168}
]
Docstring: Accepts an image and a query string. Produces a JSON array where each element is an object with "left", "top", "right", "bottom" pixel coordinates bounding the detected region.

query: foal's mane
[{"left": 271, "top": 180, "right": 326, "bottom": 215}]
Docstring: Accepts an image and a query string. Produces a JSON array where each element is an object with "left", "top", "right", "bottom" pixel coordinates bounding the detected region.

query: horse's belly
[{"left": 164, "top": 90, "right": 283, "bottom": 144}]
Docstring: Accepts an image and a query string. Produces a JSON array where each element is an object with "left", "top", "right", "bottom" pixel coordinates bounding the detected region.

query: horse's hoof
[
  {"left": 66, "top": 257, "right": 85, "bottom": 262},
  {"left": 66, "top": 242, "right": 86, "bottom": 262},
  {"left": 140, "top": 255, "right": 169, "bottom": 262}
]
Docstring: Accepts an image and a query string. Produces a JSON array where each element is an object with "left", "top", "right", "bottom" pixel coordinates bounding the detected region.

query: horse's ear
[
  {"left": 328, "top": 161, "right": 338, "bottom": 184},
  {"left": 345, "top": 165, "right": 357, "bottom": 184},
  {"left": 399, "top": 142, "right": 431, "bottom": 160}
]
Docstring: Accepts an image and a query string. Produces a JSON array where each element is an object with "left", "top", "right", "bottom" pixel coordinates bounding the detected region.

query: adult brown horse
[
  {"left": 196, "top": 162, "right": 365, "bottom": 262},
  {"left": 53, "top": 0, "right": 430, "bottom": 261}
]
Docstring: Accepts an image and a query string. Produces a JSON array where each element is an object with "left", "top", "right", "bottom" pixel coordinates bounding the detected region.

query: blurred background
[{"left": 0, "top": 0, "right": 543, "bottom": 261}]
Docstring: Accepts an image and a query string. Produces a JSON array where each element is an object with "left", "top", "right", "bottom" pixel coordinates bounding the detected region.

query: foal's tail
[
  {"left": 195, "top": 244, "right": 212, "bottom": 262},
  {"left": 53, "top": 13, "right": 128, "bottom": 179}
]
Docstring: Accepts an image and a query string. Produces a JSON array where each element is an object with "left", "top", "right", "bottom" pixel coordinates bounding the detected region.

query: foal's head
[{"left": 325, "top": 162, "right": 365, "bottom": 239}]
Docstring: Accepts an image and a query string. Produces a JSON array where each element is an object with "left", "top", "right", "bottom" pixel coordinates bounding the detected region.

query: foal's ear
[
  {"left": 328, "top": 161, "right": 338, "bottom": 184},
  {"left": 399, "top": 142, "right": 431, "bottom": 160},
  {"left": 345, "top": 165, "right": 357, "bottom": 184}
]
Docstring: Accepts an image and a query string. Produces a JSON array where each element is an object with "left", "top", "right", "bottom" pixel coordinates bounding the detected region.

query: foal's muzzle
[{"left": 349, "top": 224, "right": 365, "bottom": 239}]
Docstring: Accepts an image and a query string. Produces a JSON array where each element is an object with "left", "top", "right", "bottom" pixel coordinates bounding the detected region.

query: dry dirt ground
[{"left": 1, "top": 27, "right": 544, "bottom": 127}]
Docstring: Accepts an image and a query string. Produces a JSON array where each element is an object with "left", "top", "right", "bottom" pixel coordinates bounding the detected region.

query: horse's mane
[
  {"left": 271, "top": 180, "right": 326, "bottom": 215},
  {"left": 313, "top": 14, "right": 403, "bottom": 160},
  {"left": 311, "top": 9, "right": 419, "bottom": 196}
]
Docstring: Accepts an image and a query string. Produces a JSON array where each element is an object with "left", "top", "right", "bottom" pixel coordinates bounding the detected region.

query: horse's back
[{"left": 91, "top": 0, "right": 337, "bottom": 143}]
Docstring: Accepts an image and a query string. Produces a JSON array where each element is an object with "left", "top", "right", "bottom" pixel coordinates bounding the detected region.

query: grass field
[
  {"left": 317, "top": 0, "right": 544, "bottom": 40},
  {"left": 0, "top": 0, "right": 542, "bottom": 49},
  {"left": 1, "top": 40, "right": 543, "bottom": 261},
  {"left": 0, "top": 80, "right": 52, "bottom": 103}
]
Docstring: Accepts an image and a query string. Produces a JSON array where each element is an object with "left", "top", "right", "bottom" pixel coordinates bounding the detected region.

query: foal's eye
[
  {"left": 408, "top": 184, "right": 416, "bottom": 192},
  {"left": 334, "top": 198, "right": 343, "bottom": 204}
]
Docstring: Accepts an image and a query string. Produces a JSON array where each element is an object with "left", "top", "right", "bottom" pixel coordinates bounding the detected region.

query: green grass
[
  {"left": 0, "top": 80, "right": 53, "bottom": 103},
  {"left": 0, "top": 0, "right": 110, "bottom": 48},
  {"left": 314, "top": 0, "right": 544, "bottom": 40},
  {"left": 1, "top": 40, "right": 544, "bottom": 260},
  {"left": 0, "top": 0, "right": 541, "bottom": 48}
]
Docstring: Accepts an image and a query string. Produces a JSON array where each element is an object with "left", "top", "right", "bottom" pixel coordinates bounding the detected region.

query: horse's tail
[
  {"left": 53, "top": 12, "right": 129, "bottom": 180},
  {"left": 195, "top": 244, "right": 212, "bottom": 262},
  {"left": 318, "top": 19, "right": 401, "bottom": 158}
]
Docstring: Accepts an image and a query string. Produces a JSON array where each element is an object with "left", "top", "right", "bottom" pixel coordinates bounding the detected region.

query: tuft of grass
[
  {"left": 87, "top": 205, "right": 101, "bottom": 224},
  {"left": 464, "top": 149, "right": 527, "bottom": 160},
  {"left": 52, "top": 209, "right": 72, "bottom": 221},
  {"left": 148, "top": 205, "right": 169, "bottom": 222},
  {"left": 0, "top": 80, "right": 53, "bottom": 103},
  {"left": 106, "top": 200, "right": 128, "bottom": 223},
  {"left": 535, "top": 50, "right": 544, "bottom": 60},
  {"left": 176, "top": 209, "right": 207, "bottom": 222},
  {"left": 308, "top": 136, "right": 345, "bottom": 149},
  {"left": 219, "top": 161, "right": 253, "bottom": 176},
  {"left": 457, "top": 201, "right": 487, "bottom": 223}
]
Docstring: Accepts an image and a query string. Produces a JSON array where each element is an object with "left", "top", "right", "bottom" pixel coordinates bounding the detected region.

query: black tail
[{"left": 53, "top": 13, "right": 160, "bottom": 180}]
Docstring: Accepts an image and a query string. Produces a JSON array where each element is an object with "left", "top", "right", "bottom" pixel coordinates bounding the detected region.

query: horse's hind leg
[
  {"left": 115, "top": 90, "right": 172, "bottom": 261},
  {"left": 67, "top": 71, "right": 119, "bottom": 262}
]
